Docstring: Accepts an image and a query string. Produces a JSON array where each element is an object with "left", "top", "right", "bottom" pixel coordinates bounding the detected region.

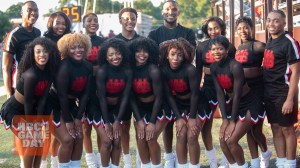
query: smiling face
[
  {"left": 135, "top": 49, "right": 149, "bottom": 66},
  {"left": 34, "top": 44, "right": 49, "bottom": 69},
  {"left": 83, "top": 14, "right": 99, "bottom": 35},
  {"left": 237, "top": 22, "right": 252, "bottom": 41},
  {"left": 69, "top": 42, "right": 85, "bottom": 61},
  {"left": 207, "top": 21, "right": 222, "bottom": 39},
  {"left": 266, "top": 12, "right": 286, "bottom": 38},
  {"left": 52, "top": 15, "right": 66, "bottom": 36},
  {"left": 119, "top": 12, "right": 137, "bottom": 33},
  {"left": 211, "top": 43, "right": 228, "bottom": 62},
  {"left": 106, "top": 47, "right": 123, "bottom": 66},
  {"left": 168, "top": 47, "right": 183, "bottom": 69},
  {"left": 162, "top": 2, "right": 179, "bottom": 25},
  {"left": 21, "top": 2, "right": 39, "bottom": 26}
]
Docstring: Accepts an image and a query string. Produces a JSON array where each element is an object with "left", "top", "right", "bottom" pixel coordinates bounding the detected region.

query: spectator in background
[{"left": 108, "top": 30, "right": 116, "bottom": 38}]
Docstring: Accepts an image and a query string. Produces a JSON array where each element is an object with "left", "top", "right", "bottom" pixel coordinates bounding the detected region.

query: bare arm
[{"left": 2, "top": 51, "right": 13, "bottom": 98}]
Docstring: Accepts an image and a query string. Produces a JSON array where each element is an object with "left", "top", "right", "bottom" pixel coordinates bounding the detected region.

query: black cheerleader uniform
[
  {"left": 211, "top": 56, "right": 261, "bottom": 123},
  {"left": 1, "top": 66, "right": 51, "bottom": 130},
  {"left": 196, "top": 37, "right": 236, "bottom": 119},
  {"left": 49, "top": 58, "right": 92, "bottom": 127},
  {"left": 161, "top": 63, "right": 207, "bottom": 121},
  {"left": 131, "top": 63, "right": 164, "bottom": 124},
  {"left": 96, "top": 64, "right": 132, "bottom": 126},
  {"left": 235, "top": 39, "right": 266, "bottom": 119}
]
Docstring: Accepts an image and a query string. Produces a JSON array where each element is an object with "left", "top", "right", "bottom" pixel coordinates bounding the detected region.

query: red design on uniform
[
  {"left": 235, "top": 49, "right": 249, "bottom": 63},
  {"left": 133, "top": 78, "right": 151, "bottom": 94},
  {"left": 263, "top": 49, "right": 275, "bottom": 69},
  {"left": 205, "top": 50, "right": 215, "bottom": 64},
  {"left": 87, "top": 46, "right": 101, "bottom": 62},
  {"left": 216, "top": 74, "right": 232, "bottom": 89},
  {"left": 168, "top": 79, "right": 188, "bottom": 94},
  {"left": 106, "top": 79, "right": 125, "bottom": 94},
  {"left": 34, "top": 81, "right": 49, "bottom": 96},
  {"left": 71, "top": 77, "right": 88, "bottom": 92}
]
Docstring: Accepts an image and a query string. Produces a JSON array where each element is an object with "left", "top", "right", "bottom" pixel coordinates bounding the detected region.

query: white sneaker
[
  {"left": 164, "top": 153, "right": 176, "bottom": 168},
  {"left": 218, "top": 163, "right": 229, "bottom": 168},
  {"left": 123, "top": 154, "right": 132, "bottom": 168},
  {"left": 260, "top": 150, "right": 272, "bottom": 168}
]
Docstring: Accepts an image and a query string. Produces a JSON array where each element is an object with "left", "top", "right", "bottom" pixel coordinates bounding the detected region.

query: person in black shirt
[
  {"left": 96, "top": 38, "right": 132, "bottom": 168},
  {"left": 0, "top": 37, "right": 59, "bottom": 168},
  {"left": 2, "top": 1, "right": 41, "bottom": 98},
  {"left": 82, "top": 13, "right": 105, "bottom": 168},
  {"left": 210, "top": 36, "right": 262, "bottom": 168},
  {"left": 44, "top": 12, "right": 71, "bottom": 43},
  {"left": 49, "top": 34, "right": 92, "bottom": 168},
  {"left": 128, "top": 37, "right": 167, "bottom": 168},
  {"left": 263, "top": 10, "right": 300, "bottom": 168},
  {"left": 42, "top": 11, "right": 71, "bottom": 168},
  {"left": 195, "top": 16, "right": 236, "bottom": 168},
  {"left": 160, "top": 38, "right": 205, "bottom": 168},
  {"left": 235, "top": 16, "right": 272, "bottom": 168},
  {"left": 115, "top": 8, "right": 140, "bottom": 167},
  {"left": 148, "top": 2, "right": 196, "bottom": 166}
]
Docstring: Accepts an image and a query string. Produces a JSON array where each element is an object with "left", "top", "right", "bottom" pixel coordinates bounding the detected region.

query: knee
[
  {"left": 113, "top": 139, "right": 122, "bottom": 149},
  {"left": 187, "top": 134, "right": 199, "bottom": 146},
  {"left": 147, "top": 138, "right": 158, "bottom": 147},
  {"left": 226, "top": 138, "right": 238, "bottom": 149},
  {"left": 76, "top": 132, "right": 83, "bottom": 141},
  {"left": 281, "top": 126, "right": 294, "bottom": 136},
  {"left": 60, "top": 136, "right": 74, "bottom": 148},
  {"left": 102, "top": 139, "right": 113, "bottom": 149},
  {"left": 177, "top": 128, "right": 187, "bottom": 143}
]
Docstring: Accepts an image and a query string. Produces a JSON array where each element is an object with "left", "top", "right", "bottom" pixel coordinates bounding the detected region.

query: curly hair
[
  {"left": 235, "top": 16, "right": 253, "bottom": 28},
  {"left": 128, "top": 37, "right": 159, "bottom": 67},
  {"left": 98, "top": 38, "right": 130, "bottom": 66},
  {"left": 210, "top": 36, "right": 230, "bottom": 50},
  {"left": 57, "top": 33, "right": 92, "bottom": 60},
  {"left": 202, "top": 16, "right": 226, "bottom": 38},
  {"left": 17, "top": 37, "right": 60, "bottom": 81},
  {"left": 47, "top": 12, "right": 71, "bottom": 35},
  {"left": 159, "top": 37, "right": 195, "bottom": 66}
]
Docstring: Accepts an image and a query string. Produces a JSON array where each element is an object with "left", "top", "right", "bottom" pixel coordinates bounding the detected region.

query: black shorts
[
  {"left": 49, "top": 90, "right": 82, "bottom": 127},
  {"left": 84, "top": 94, "right": 102, "bottom": 126},
  {"left": 202, "top": 75, "right": 232, "bottom": 119},
  {"left": 202, "top": 75, "right": 218, "bottom": 106},
  {"left": 246, "top": 76, "right": 266, "bottom": 119},
  {"left": 265, "top": 96, "right": 298, "bottom": 126},
  {"left": 173, "top": 97, "right": 207, "bottom": 122},
  {"left": 133, "top": 101, "right": 164, "bottom": 124},
  {"left": 226, "top": 90, "right": 261, "bottom": 124},
  {"left": 122, "top": 104, "right": 132, "bottom": 122},
  {"left": 0, "top": 96, "right": 25, "bottom": 129}
]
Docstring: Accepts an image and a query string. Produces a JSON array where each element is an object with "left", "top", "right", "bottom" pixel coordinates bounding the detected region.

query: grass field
[{"left": 0, "top": 94, "right": 299, "bottom": 168}]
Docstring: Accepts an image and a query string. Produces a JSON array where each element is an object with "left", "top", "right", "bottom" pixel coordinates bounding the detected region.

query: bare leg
[
  {"left": 111, "top": 137, "right": 122, "bottom": 165},
  {"left": 148, "top": 120, "right": 168, "bottom": 165},
  {"left": 176, "top": 124, "right": 188, "bottom": 164},
  {"left": 226, "top": 112, "right": 253, "bottom": 165},
  {"left": 163, "top": 121, "right": 174, "bottom": 153},
  {"left": 271, "top": 124, "right": 286, "bottom": 158},
  {"left": 187, "top": 119, "right": 203, "bottom": 165},
  {"left": 83, "top": 122, "right": 93, "bottom": 153},
  {"left": 95, "top": 126, "right": 112, "bottom": 167},
  {"left": 121, "top": 120, "right": 131, "bottom": 155}
]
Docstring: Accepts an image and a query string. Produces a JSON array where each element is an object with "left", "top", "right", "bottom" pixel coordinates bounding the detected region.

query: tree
[
  {"left": 5, "top": 3, "right": 22, "bottom": 19},
  {"left": 0, "top": 11, "right": 13, "bottom": 38},
  {"left": 177, "top": 0, "right": 211, "bottom": 29}
]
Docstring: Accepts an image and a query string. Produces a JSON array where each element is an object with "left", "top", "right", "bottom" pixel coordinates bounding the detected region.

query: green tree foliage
[
  {"left": 134, "top": 0, "right": 163, "bottom": 21},
  {"left": 177, "top": 0, "right": 211, "bottom": 29},
  {"left": 5, "top": 2, "right": 22, "bottom": 19},
  {"left": 0, "top": 11, "right": 13, "bottom": 38}
]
